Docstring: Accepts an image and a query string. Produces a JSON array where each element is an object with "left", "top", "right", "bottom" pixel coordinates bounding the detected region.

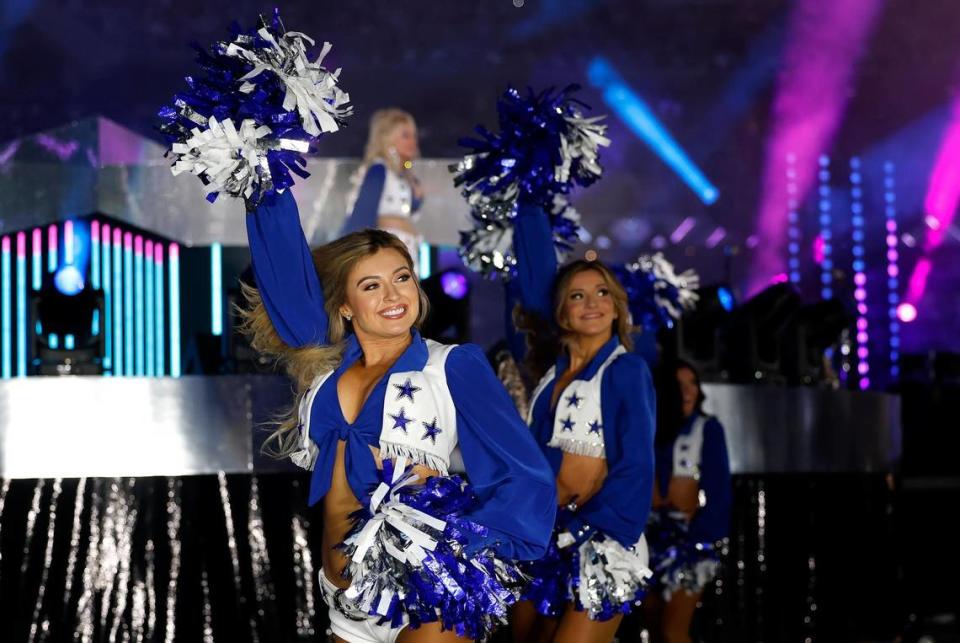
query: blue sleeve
[
  {"left": 246, "top": 190, "right": 328, "bottom": 347},
  {"left": 446, "top": 343, "right": 557, "bottom": 560},
  {"left": 512, "top": 203, "right": 558, "bottom": 320},
  {"left": 631, "top": 330, "right": 660, "bottom": 370},
  {"left": 568, "top": 355, "right": 656, "bottom": 546},
  {"left": 341, "top": 164, "right": 386, "bottom": 235},
  {"left": 689, "top": 418, "right": 732, "bottom": 543}
]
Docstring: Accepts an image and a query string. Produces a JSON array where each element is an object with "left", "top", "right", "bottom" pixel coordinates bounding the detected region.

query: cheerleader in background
[
  {"left": 643, "top": 360, "right": 732, "bottom": 643},
  {"left": 342, "top": 108, "right": 425, "bottom": 271},
  {"left": 508, "top": 207, "right": 656, "bottom": 643}
]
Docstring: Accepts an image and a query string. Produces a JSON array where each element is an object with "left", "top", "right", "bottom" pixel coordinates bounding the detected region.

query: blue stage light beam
[
  {"left": 124, "top": 233, "right": 133, "bottom": 375},
  {"left": 134, "top": 236, "right": 145, "bottom": 375},
  {"left": 16, "top": 232, "right": 26, "bottom": 377},
  {"left": 155, "top": 244, "right": 165, "bottom": 376},
  {"left": 113, "top": 228, "right": 123, "bottom": 375},
  {"left": 102, "top": 224, "right": 112, "bottom": 374},
  {"left": 210, "top": 242, "right": 222, "bottom": 336},
  {"left": 169, "top": 244, "right": 181, "bottom": 377},
  {"left": 418, "top": 242, "right": 431, "bottom": 281},
  {"left": 1, "top": 236, "right": 11, "bottom": 379},
  {"left": 91, "top": 221, "right": 101, "bottom": 289},
  {"left": 587, "top": 56, "right": 719, "bottom": 205},
  {"left": 145, "top": 240, "right": 155, "bottom": 376},
  {"left": 718, "top": 286, "right": 735, "bottom": 312}
]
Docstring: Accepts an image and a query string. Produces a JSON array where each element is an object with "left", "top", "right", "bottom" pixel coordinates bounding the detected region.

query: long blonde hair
[
  {"left": 363, "top": 108, "right": 417, "bottom": 174},
  {"left": 239, "top": 228, "right": 430, "bottom": 457}
]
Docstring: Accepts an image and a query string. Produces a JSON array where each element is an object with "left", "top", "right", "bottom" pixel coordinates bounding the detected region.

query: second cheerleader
[{"left": 511, "top": 253, "right": 657, "bottom": 643}]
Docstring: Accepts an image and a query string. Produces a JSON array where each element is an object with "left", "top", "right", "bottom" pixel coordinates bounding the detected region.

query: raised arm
[
  {"left": 512, "top": 202, "right": 558, "bottom": 320},
  {"left": 446, "top": 343, "right": 557, "bottom": 560},
  {"left": 245, "top": 190, "right": 328, "bottom": 347}
]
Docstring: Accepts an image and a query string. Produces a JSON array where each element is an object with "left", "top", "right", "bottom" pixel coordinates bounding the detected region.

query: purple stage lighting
[
  {"left": 749, "top": 0, "right": 883, "bottom": 295},
  {"left": 440, "top": 271, "right": 469, "bottom": 300},
  {"left": 896, "top": 303, "right": 917, "bottom": 323}
]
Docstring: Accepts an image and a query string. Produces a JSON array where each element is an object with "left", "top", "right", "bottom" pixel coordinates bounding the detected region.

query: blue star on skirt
[
  {"left": 565, "top": 391, "right": 583, "bottom": 408},
  {"left": 421, "top": 418, "right": 443, "bottom": 444},
  {"left": 588, "top": 419, "right": 603, "bottom": 434},
  {"left": 394, "top": 378, "right": 422, "bottom": 402},
  {"left": 389, "top": 407, "right": 414, "bottom": 433},
  {"left": 561, "top": 416, "right": 576, "bottom": 432}
]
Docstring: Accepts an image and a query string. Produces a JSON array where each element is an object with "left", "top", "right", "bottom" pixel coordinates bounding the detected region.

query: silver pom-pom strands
[
  {"left": 228, "top": 31, "right": 350, "bottom": 138},
  {"left": 628, "top": 252, "right": 700, "bottom": 320},
  {"left": 159, "top": 11, "right": 351, "bottom": 205},
  {"left": 170, "top": 117, "right": 306, "bottom": 202},
  {"left": 453, "top": 86, "right": 607, "bottom": 280}
]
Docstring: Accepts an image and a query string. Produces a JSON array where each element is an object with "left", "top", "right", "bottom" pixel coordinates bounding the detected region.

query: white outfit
[
  {"left": 345, "top": 159, "right": 424, "bottom": 273},
  {"left": 527, "top": 344, "right": 627, "bottom": 458},
  {"left": 290, "top": 340, "right": 462, "bottom": 475}
]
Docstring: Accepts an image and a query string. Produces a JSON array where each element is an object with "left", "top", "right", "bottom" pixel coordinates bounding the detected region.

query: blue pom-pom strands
[
  {"left": 646, "top": 510, "right": 723, "bottom": 600},
  {"left": 336, "top": 457, "right": 525, "bottom": 640},
  {"left": 458, "top": 194, "right": 581, "bottom": 279},
  {"left": 520, "top": 511, "right": 652, "bottom": 621},
  {"left": 158, "top": 11, "right": 351, "bottom": 206},
  {"left": 613, "top": 253, "right": 700, "bottom": 334},
  {"left": 454, "top": 85, "right": 609, "bottom": 205},
  {"left": 453, "top": 85, "right": 609, "bottom": 279}
]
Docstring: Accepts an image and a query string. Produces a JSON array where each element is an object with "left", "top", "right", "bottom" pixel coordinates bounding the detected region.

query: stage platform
[{"left": 0, "top": 376, "right": 902, "bottom": 478}]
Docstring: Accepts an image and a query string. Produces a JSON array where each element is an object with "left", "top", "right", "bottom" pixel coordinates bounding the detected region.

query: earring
[{"left": 343, "top": 313, "right": 352, "bottom": 322}]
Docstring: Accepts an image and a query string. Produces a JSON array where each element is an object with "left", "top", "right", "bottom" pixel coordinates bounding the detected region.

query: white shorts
[{"left": 320, "top": 571, "right": 406, "bottom": 643}]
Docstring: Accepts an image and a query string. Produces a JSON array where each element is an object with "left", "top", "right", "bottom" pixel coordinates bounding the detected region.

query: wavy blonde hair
[
  {"left": 363, "top": 108, "right": 417, "bottom": 174},
  {"left": 554, "top": 260, "right": 635, "bottom": 352},
  {"left": 239, "top": 228, "right": 430, "bottom": 457},
  {"left": 516, "top": 260, "right": 635, "bottom": 379}
]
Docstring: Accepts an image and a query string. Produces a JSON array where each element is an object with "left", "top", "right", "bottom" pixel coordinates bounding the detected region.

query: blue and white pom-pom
[
  {"left": 614, "top": 253, "right": 700, "bottom": 333},
  {"left": 521, "top": 512, "right": 651, "bottom": 621},
  {"left": 563, "top": 527, "right": 652, "bottom": 621},
  {"left": 458, "top": 194, "right": 581, "bottom": 279},
  {"left": 646, "top": 510, "right": 723, "bottom": 600},
  {"left": 453, "top": 85, "right": 609, "bottom": 205},
  {"left": 453, "top": 85, "right": 608, "bottom": 280},
  {"left": 337, "top": 457, "right": 525, "bottom": 640},
  {"left": 158, "top": 10, "right": 351, "bottom": 205}
]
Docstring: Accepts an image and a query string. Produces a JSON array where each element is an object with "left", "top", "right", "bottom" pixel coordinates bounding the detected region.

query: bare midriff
[
  {"left": 321, "top": 441, "right": 441, "bottom": 589},
  {"left": 550, "top": 369, "right": 608, "bottom": 508},
  {"left": 377, "top": 215, "right": 418, "bottom": 236},
  {"left": 652, "top": 476, "right": 700, "bottom": 518},
  {"left": 557, "top": 451, "right": 608, "bottom": 507}
]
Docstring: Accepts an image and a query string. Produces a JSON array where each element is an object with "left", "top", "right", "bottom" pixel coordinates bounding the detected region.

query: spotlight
[
  {"left": 54, "top": 265, "right": 85, "bottom": 296},
  {"left": 717, "top": 286, "right": 735, "bottom": 312},
  {"left": 440, "top": 271, "right": 469, "bottom": 300},
  {"left": 897, "top": 302, "right": 917, "bottom": 323},
  {"left": 31, "top": 281, "right": 105, "bottom": 375},
  {"left": 421, "top": 269, "right": 471, "bottom": 344}
]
